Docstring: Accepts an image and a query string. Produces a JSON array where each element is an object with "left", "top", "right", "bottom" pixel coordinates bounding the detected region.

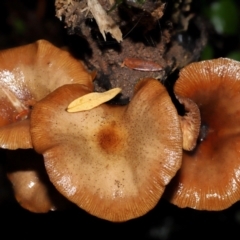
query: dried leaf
[
  {"left": 67, "top": 88, "right": 122, "bottom": 112},
  {"left": 87, "top": 0, "right": 123, "bottom": 42}
]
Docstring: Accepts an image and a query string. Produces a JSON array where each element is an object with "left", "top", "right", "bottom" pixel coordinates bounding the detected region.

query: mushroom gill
[{"left": 30, "top": 79, "right": 183, "bottom": 222}]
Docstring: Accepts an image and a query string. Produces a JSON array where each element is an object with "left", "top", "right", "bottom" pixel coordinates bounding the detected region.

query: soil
[{"left": 56, "top": 0, "right": 208, "bottom": 101}]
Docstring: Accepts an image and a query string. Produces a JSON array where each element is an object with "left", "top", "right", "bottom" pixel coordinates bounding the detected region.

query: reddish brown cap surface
[
  {"left": 0, "top": 39, "right": 93, "bottom": 149},
  {"left": 165, "top": 58, "right": 240, "bottom": 210},
  {"left": 30, "top": 79, "right": 182, "bottom": 222}
]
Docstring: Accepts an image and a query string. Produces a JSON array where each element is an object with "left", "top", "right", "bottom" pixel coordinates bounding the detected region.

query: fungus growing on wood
[
  {"left": 165, "top": 58, "right": 240, "bottom": 210},
  {"left": 6, "top": 149, "right": 71, "bottom": 213},
  {"left": 30, "top": 79, "right": 183, "bottom": 222},
  {"left": 0, "top": 39, "right": 93, "bottom": 149}
]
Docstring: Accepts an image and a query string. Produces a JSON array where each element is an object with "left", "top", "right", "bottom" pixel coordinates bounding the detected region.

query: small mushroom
[
  {"left": 0, "top": 39, "right": 93, "bottom": 149},
  {"left": 30, "top": 79, "right": 183, "bottom": 222},
  {"left": 165, "top": 58, "right": 240, "bottom": 210},
  {"left": 6, "top": 149, "right": 72, "bottom": 213}
]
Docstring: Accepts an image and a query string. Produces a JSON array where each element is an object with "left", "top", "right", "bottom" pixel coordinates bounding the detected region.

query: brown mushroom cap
[
  {"left": 0, "top": 39, "right": 93, "bottom": 149},
  {"left": 6, "top": 149, "right": 71, "bottom": 213},
  {"left": 30, "top": 79, "right": 182, "bottom": 222},
  {"left": 165, "top": 58, "right": 240, "bottom": 210}
]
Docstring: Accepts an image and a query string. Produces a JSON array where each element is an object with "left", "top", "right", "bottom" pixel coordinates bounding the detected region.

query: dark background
[{"left": 0, "top": 0, "right": 240, "bottom": 239}]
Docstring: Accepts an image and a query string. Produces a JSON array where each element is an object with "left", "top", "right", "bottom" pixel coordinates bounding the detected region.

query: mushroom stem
[{"left": 177, "top": 96, "right": 201, "bottom": 151}]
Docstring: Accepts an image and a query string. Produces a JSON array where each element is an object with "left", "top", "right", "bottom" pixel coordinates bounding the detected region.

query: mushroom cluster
[
  {"left": 1, "top": 40, "right": 240, "bottom": 222},
  {"left": 0, "top": 39, "right": 94, "bottom": 213}
]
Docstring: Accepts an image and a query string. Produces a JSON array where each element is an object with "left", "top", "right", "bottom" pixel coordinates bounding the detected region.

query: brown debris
[{"left": 55, "top": 0, "right": 207, "bottom": 100}]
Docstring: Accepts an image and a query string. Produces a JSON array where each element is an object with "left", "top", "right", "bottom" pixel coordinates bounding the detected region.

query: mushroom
[
  {"left": 0, "top": 39, "right": 93, "bottom": 149},
  {"left": 30, "top": 78, "right": 183, "bottom": 222},
  {"left": 6, "top": 149, "right": 72, "bottom": 213},
  {"left": 165, "top": 58, "right": 240, "bottom": 210}
]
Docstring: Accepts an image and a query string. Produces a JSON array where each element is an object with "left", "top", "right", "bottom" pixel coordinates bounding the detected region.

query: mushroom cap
[
  {"left": 6, "top": 149, "right": 71, "bottom": 213},
  {"left": 30, "top": 79, "right": 182, "bottom": 222},
  {"left": 0, "top": 39, "right": 93, "bottom": 149},
  {"left": 165, "top": 58, "right": 240, "bottom": 210}
]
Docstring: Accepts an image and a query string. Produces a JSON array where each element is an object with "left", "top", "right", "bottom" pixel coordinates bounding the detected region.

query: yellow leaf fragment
[{"left": 67, "top": 88, "right": 122, "bottom": 112}]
